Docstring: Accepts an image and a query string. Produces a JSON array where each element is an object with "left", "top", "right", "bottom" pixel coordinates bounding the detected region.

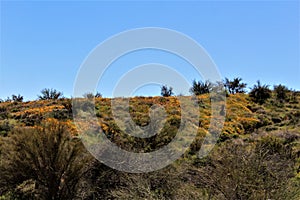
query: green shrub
[
  {"left": 274, "top": 84, "right": 290, "bottom": 102},
  {"left": 161, "top": 85, "right": 173, "bottom": 97},
  {"left": 249, "top": 80, "right": 272, "bottom": 104},
  {"left": 0, "top": 119, "right": 92, "bottom": 199},
  {"left": 11, "top": 94, "right": 23, "bottom": 103},
  {"left": 190, "top": 80, "right": 212, "bottom": 95},
  {"left": 38, "top": 88, "right": 63, "bottom": 100},
  {"left": 224, "top": 77, "right": 247, "bottom": 94},
  {"left": 0, "top": 120, "right": 17, "bottom": 137}
]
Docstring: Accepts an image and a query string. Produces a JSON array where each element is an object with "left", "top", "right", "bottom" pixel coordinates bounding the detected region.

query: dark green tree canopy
[
  {"left": 189, "top": 80, "right": 213, "bottom": 95},
  {"left": 274, "top": 84, "right": 290, "bottom": 101},
  {"left": 38, "top": 88, "right": 63, "bottom": 100},
  {"left": 224, "top": 77, "right": 247, "bottom": 94},
  {"left": 12, "top": 94, "right": 23, "bottom": 102},
  {"left": 161, "top": 85, "right": 174, "bottom": 97},
  {"left": 249, "top": 80, "right": 272, "bottom": 104}
]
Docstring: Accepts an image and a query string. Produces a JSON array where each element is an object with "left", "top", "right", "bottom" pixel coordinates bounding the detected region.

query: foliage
[
  {"left": 83, "top": 92, "right": 94, "bottom": 100},
  {"left": 0, "top": 119, "right": 92, "bottom": 199},
  {"left": 189, "top": 80, "right": 212, "bottom": 95},
  {"left": 0, "top": 107, "right": 7, "bottom": 120},
  {"left": 62, "top": 99, "right": 73, "bottom": 114},
  {"left": 191, "top": 133, "right": 299, "bottom": 199},
  {"left": 161, "top": 85, "right": 174, "bottom": 97},
  {"left": 83, "top": 92, "right": 102, "bottom": 99},
  {"left": 95, "top": 92, "right": 102, "bottom": 98},
  {"left": 224, "top": 77, "right": 247, "bottom": 94},
  {"left": 38, "top": 88, "right": 63, "bottom": 100},
  {"left": 11, "top": 94, "right": 23, "bottom": 103},
  {"left": 0, "top": 120, "right": 17, "bottom": 137},
  {"left": 249, "top": 80, "right": 272, "bottom": 104},
  {"left": 110, "top": 168, "right": 177, "bottom": 199},
  {"left": 0, "top": 88, "right": 299, "bottom": 199},
  {"left": 274, "top": 84, "right": 290, "bottom": 102},
  {"left": 289, "top": 90, "right": 299, "bottom": 103}
]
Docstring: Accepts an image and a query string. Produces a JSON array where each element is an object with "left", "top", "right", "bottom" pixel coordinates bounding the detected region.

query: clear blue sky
[{"left": 1, "top": 1, "right": 299, "bottom": 100}]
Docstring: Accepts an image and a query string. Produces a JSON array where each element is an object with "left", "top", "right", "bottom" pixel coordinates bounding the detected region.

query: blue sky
[{"left": 0, "top": 1, "right": 299, "bottom": 100}]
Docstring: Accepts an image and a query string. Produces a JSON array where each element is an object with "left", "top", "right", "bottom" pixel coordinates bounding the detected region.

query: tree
[
  {"left": 274, "top": 84, "right": 290, "bottom": 101},
  {"left": 12, "top": 94, "right": 23, "bottom": 102},
  {"left": 161, "top": 85, "right": 173, "bottom": 97},
  {"left": 249, "top": 80, "right": 271, "bottom": 104},
  {"left": 189, "top": 80, "right": 212, "bottom": 95},
  {"left": 0, "top": 119, "right": 92, "bottom": 199},
  {"left": 224, "top": 77, "right": 247, "bottom": 94},
  {"left": 38, "top": 88, "right": 63, "bottom": 100}
]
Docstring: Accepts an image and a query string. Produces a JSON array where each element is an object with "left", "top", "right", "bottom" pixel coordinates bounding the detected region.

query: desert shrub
[
  {"left": 78, "top": 160, "right": 123, "bottom": 199},
  {"left": 191, "top": 134, "right": 299, "bottom": 199},
  {"left": 11, "top": 94, "right": 23, "bottom": 103},
  {"left": 161, "top": 85, "right": 173, "bottom": 97},
  {"left": 288, "top": 110, "right": 300, "bottom": 126},
  {"left": 72, "top": 99, "right": 94, "bottom": 116},
  {"left": 0, "top": 119, "right": 92, "bottom": 199},
  {"left": 38, "top": 88, "right": 63, "bottom": 100},
  {"left": 0, "top": 120, "right": 17, "bottom": 137},
  {"left": 249, "top": 80, "right": 272, "bottom": 104},
  {"left": 62, "top": 99, "right": 73, "bottom": 117},
  {"left": 48, "top": 109, "right": 70, "bottom": 120},
  {"left": 289, "top": 90, "right": 299, "bottom": 103},
  {"left": 110, "top": 166, "right": 184, "bottom": 200},
  {"left": 0, "top": 107, "right": 7, "bottom": 120},
  {"left": 95, "top": 92, "right": 102, "bottom": 98},
  {"left": 224, "top": 77, "right": 247, "bottom": 94},
  {"left": 83, "top": 92, "right": 102, "bottom": 99},
  {"left": 190, "top": 80, "right": 212, "bottom": 95},
  {"left": 274, "top": 84, "right": 290, "bottom": 102},
  {"left": 83, "top": 92, "right": 94, "bottom": 99},
  {"left": 19, "top": 112, "right": 44, "bottom": 126}
]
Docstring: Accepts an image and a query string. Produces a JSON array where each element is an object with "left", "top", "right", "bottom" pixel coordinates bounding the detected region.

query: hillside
[
  {"left": 1, "top": 93, "right": 299, "bottom": 137},
  {"left": 0, "top": 93, "right": 300, "bottom": 199}
]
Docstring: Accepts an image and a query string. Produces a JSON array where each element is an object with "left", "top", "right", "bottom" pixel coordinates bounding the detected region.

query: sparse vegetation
[
  {"left": 38, "top": 88, "right": 63, "bottom": 100},
  {"left": 190, "top": 80, "right": 212, "bottom": 95},
  {"left": 95, "top": 92, "right": 102, "bottom": 98},
  {"left": 12, "top": 94, "right": 23, "bottom": 103},
  {"left": 274, "top": 84, "right": 290, "bottom": 102},
  {"left": 83, "top": 92, "right": 102, "bottom": 99},
  {"left": 224, "top": 77, "right": 247, "bottom": 94},
  {"left": 161, "top": 85, "right": 174, "bottom": 97},
  {"left": 249, "top": 80, "right": 272, "bottom": 104},
  {"left": 0, "top": 119, "right": 93, "bottom": 199},
  {"left": 83, "top": 92, "right": 94, "bottom": 99},
  {"left": 0, "top": 82, "right": 299, "bottom": 199}
]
